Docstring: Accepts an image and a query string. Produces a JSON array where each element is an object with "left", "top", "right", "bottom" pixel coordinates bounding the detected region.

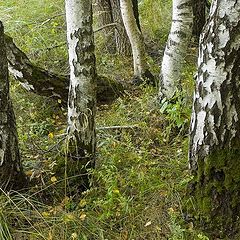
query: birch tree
[
  {"left": 65, "top": 0, "right": 97, "bottom": 185},
  {"left": 189, "top": 0, "right": 240, "bottom": 236},
  {"left": 159, "top": 0, "right": 193, "bottom": 100},
  {"left": 0, "top": 21, "right": 26, "bottom": 190},
  {"left": 120, "top": 0, "right": 153, "bottom": 83}
]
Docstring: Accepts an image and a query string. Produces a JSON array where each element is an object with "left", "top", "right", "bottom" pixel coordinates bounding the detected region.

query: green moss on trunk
[{"left": 187, "top": 149, "right": 240, "bottom": 238}]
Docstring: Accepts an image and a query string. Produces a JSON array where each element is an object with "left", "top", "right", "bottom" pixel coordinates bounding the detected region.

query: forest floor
[
  {"left": 1, "top": 61, "right": 207, "bottom": 240},
  {"left": 0, "top": 0, "right": 210, "bottom": 239}
]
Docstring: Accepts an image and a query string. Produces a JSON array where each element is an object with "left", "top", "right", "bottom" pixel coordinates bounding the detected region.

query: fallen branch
[{"left": 97, "top": 125, "right": 139, "bottom": 130}]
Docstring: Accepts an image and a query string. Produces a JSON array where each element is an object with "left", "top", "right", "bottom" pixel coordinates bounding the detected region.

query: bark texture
[
  {"left": 95, "top": 0, "right": 116, "bottom": 53},
  {"left": 131, "top": 0, "right": 141, "bottom": 31},
  {"left": 5, "top": 35, "right": 123, "bottom": 104},
  {"left": 120, "top": 0, "right": 153, "bottom": 83},
  {"left": 110, "top": 0, "right": 132, "bottom": 55},
  {"left": 192, "top": 0, "right": 206, "bottom": 42},
  {"left": 0, "top": 22, "right": 26, "bottom": 191},
  {"left": 159, "top": 0, "right": 193, "bottom": 99},
  {"left": 189, "top": 0, "right": 240, "bottom": 237},
  {"left": 65, "top": 0, "right": 96, "bottom": 186}
]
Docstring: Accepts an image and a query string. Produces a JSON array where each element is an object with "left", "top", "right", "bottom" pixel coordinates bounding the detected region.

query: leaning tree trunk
[
  {"left": 5, "top": 34, "right": 123, "bottom": 104},
  {"left": 65, "top": 0, "right": 97, "bottom": 187},
  {"left": 94, "top": 0, "right": 116, "bottom": 53},
  {"left": 0, "top": 22, "right": 26, "bottom": 191},
  {"left": 110, "top": 0, "right": 132, "bottom": 56},
  {"left": 192, "top": 0, "right": 206, "bottom": 42},
  {"left": 188, "top": 0, "right": 240, "bottom": 237},
  {"left": 159, "top": 0, "right": 193, "bottom": 100},
  {"left": 120, "top": 0, "right": 153, "bottom": 83}
]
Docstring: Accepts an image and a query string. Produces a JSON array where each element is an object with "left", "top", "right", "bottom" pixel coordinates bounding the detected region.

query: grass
[{"left": 0, "top": 0, "right": 209, "bottom": 239}]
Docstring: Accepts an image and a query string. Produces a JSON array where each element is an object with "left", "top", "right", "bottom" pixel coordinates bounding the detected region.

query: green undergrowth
[
  {"left": 0, "top": 0, "right": 209, "bottom": 239},
  {"left": 1, "top": 80, "right": 208, "bottom": 239}
]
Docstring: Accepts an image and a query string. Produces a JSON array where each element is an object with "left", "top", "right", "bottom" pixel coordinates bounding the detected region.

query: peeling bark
[
  {"left": 120, "top": 0, "right": 154, "bottom": 83},
  {"left": 159, "top": 0, "right": 193, "bottom": 99},
  {"left": 189, "top": 0, "right": 240, "bottom": 237},
  {"left": 0, "top": 22, "right": 26, "bottom": 191},
  {"left": 5, "top": 35, "right": 123, "bottom": 104},
  {"left": 65, "top": 0, "right": 97, "bottom": 187}
]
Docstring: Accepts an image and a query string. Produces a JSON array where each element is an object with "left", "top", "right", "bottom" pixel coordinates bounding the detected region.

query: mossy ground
[{"left": 0, "top": 0, "right": 209, "bottom": 239}]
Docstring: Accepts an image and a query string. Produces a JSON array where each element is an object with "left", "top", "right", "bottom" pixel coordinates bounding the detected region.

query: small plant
[{"left": 159, "top": 92, "right": 192, "bottom": 139}]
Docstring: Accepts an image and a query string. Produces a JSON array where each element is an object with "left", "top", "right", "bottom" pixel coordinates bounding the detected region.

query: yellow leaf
[
  {"left": 58, "top": 99, "right": 62, "bottom": 104},
  {"left": 42, "top": 211, "right": 50, "bottom": 217},
  {"left": 80, "top": 213, "right": 87, "bottom": 221},
  {"left": 25, "top": 170, "right": 33, "bottom": 176},
  {"left": 63, "top": 213, "right": 75, "bottom": 222},
  {"left": 48, "top": 132, "right": 54, "bottom": 139},
  {"left": 71, "top": 233, "right": 78, "bottom": 239},
  {"left": 113, "top": 189, "right": 120, "bottom": 194},
  {"left": 48, "top": 231, "right": 53, "bottom": 240},
  {"left": 79, "top": 199, "right": 87, "bottom": 208},
  {"left": 50, "top": 176, "right": 57, "bottom": 183},
  {"left": 168, "top": 207, "right": 175, "bottom": 214}
]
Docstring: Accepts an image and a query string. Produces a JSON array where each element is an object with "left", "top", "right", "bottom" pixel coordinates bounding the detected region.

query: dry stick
[{"left": 97, "top": 125, "right": 139, "bottom": 130}]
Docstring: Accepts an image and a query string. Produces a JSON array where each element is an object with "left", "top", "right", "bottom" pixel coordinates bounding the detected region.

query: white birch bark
[
  {"left": 188, "top": 0, "right": 240, "bottom": 234},
  {"left": 120, "top": 0, "right": 150, "bottom": 80},
  {"left": 189, "top": 0, "right": 240, "bottom": 170},
  {"left": 159, "top": 0, "right": 193, "bottom": 99},
  {"left": 65, "top": 0, "right": 97, "bottom": 168}
]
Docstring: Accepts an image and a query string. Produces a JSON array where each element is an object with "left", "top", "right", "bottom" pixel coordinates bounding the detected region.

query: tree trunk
[
  {"left": 132, "top": 0, "right": 141, "bottom": 31},
  {"left": 192, "top": 0, "right": 206, "bottom": 42},
  {"left": 94, "top": 0, "right": 116, "bottom": 53},
  {"left": 65, "top": 0, "right": 96, "bottom": 187},
  {"left": 0, "top": 22, "right": 26, "bottom": 191},
  {"left": 110, "top": 0, "right": 132, "bottom": 56},
  {"left": 159, "top": 0, "right": 193, "bottom": 100},
  {"left": 120, "top": 0, "right": 153, "bottom": 83},
  {"left": 5, "top": 35, "right": 123, "bottom": 104},
  {"left": 188, "top": 0, "right": 240, "bottom": 237}
]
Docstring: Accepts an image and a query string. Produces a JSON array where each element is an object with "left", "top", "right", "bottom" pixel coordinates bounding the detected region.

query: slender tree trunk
[
  {"left": 188, "top": 0, "right": 240, "bottom": 237},
  {"left": 65, "top": 0, "right": 97, "bottom": 187},
  {"left": 120, "top": 0, "right": 153, "bottom": 83},
  {"left": 0, "top": 22, "right": 26, "bottom": 191},
  {"left": 192, "top": 0, "right": 206, "bottom": 42},
  {"left": 159, "top": 0, "right": 193, "bottom": 100},
  {"left": 95, "top": 0, "right": 116, "bottom": 53},
  {"left": 110, "top": 0, "right": 132, "bottom": 56}
]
